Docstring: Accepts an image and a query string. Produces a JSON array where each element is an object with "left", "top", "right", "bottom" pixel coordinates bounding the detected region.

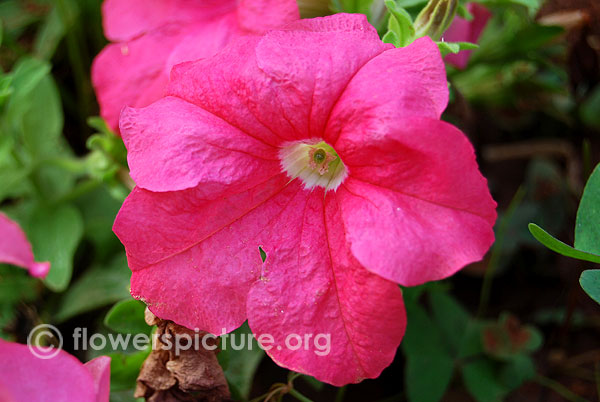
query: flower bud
[{"left": 413, "top": 0, "right": 458, "bottom": 41}]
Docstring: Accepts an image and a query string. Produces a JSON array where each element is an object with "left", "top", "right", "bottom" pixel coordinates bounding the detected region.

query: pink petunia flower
[
  {"left": 92, "top": 0, "right": 299, "bottom": 131},
  {"left": 113, "top": 14, "right": 497, "bottom": 385},
  {"left": 442, "top": 3, "right": 492, "bottom": 69},
  {"left": 0, "top": 340, "right": 110, "bottom": 401},
  {"left": 0, "top": 213, "right": 50, "bottom": 278}
]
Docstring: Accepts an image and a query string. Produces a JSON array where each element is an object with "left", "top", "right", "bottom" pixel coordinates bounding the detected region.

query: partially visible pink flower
[
  {"left": 0, "top": 213, "right": 49, "bottom": 278},
  {"left": 0, "top": 340, "right": 110, "bottom": 402},
  {"left": 443, "top": 3, "right": 492, "bottom": 69},
  {"left": 113, "top": 14, "right": 497, "bottom": 385},
  {"left": 92, "top": 0, "right": 299, "bottom": 131}
]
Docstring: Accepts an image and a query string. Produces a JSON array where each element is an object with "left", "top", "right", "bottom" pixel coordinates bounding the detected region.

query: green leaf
[
  {"left": 462, "top": 359, "right": 509, "bottom": 402},
  {"left": 26, "top": 204, "right": 84, "bottom": 292},
  {"left": 403, "top": 304, "right": 454, "bottom": 402},
  {"left": 384, "top": 0, "right": 415, "bottom": 47},
  {"left": 437, "top": 41, "right": 478, "bottom": 57},
  {"left": 499, "top": 355, "right": 536, "bottom": 390},
  {"left": 20, "top": 74, "right": 64, "bottom": 156},
  {"left": 0, "top": 74, "right": 13, "bottom": 106},
  {"left": 34, "top": 8, "right": 66, "bottom": 60},
  {"left": 54, "top": 253, "right": 131, "bottom": 322},
  {"left": 218, "top": 322, "right": 265, "bottom": 400},
  {"left": 6, "top": 58, "right": 50, "bottom": 101},
  {"left": 528, "top": 223, "right": 600, "bottom": 264},
  {"left": 109, "top": 349, "right": 151, "bottom": 392},
  {"left": 580, "top": 270, "right": 600, "bottom": 305},
  {"left": 429, "top": 290, "right": 470, "bottom": 354},
  {"left": 104, "top": 300, "right": 149, "bottom": 335},
  {"left": 574, "top": 163, "right": 600, "bottom": 255}
]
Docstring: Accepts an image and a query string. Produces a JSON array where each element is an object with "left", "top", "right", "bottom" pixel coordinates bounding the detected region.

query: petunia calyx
[{"left": 280, "top": 140, "right": 348, "bottom": 191}]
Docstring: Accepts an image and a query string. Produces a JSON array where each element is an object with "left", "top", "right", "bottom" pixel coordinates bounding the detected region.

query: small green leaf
[
  {"left": 528, "top": 223, "right": 600, "bottom": 264},
  {"left": 437, "top": 41, "right": 478, "bottom": 57},
  {"left": 384, "top": 0, "right": 416, "bottom": 47},
  {"left": 574, "top": 163, "right": 600, "bottom": 255},
  {"left": 26, "top": 204, "right": 84, "bottom": 292},
  {"left": 54, "top": 253, "right": 131, "bottom": 322},
  {"left": 580, "top": 270, "right": 600, "bottom": 305},
  {"left": 105, "top": 299, "right": 149, "bottom": 335}
]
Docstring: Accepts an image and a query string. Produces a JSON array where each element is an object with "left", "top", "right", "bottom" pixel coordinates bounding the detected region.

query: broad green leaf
[
  {"left": 218, "top": 322, "right": 265, "bottom": 400},
  {"left": 20, "top": 74, "right": 63, "bottom": 156},
  {"left": 580, "top": 270, "right": 600, "bottom": 305},
  {"left": 429, "top": 290, "right": 470, "bottom": 354},
  {"left": 54, "top": 253, "right": 131, "bottom": 322},
  {"left": 104, "top": 300, "right": 149, "bottom": 335},
  {"left": 403, "top": 304, "right": 454, "bottom": 402},
  {"left": 109, "top": 349, "right": 151, "bottom": 392},
  {"left": 528, "top": 223, "right": 600, "bottom": 264},
  {"left": 499, "top": 355, "right": 536, "bottom": 390},
  {"left": 574, "top": 164, "right": 600, "bottom": 255},
  {"left": 9, "top": 58, "right": 50, "bottom": 94},
  {"left": 463, "top": 359, "right": 509, "bottom": 402},
  {"left": 26, "top": 204, "right": 83, "bottom": 292}
]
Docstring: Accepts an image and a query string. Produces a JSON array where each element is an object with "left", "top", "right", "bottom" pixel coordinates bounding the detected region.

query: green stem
[
  {"left": 288, "top": 388, "right": 314, "bottom": 402},
  {"left": 334, "top": 386, "right": 346, "bottom": 402},
  {"left": 535, "top": 375, "right": 589, "bottom": 402},
  {"left": 478, "top": 186, "right": 526, "bottom": 317}
]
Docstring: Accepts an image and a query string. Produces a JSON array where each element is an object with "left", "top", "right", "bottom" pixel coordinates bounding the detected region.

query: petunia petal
[
  {"left": 335, "top": 117, "right": 496, "bottom": 286},
  {"left": 102, "top": 0, "right": 236, "bottom": 42},
  {"left": 246, "top": 188, "right": 406, "bottom": 386},
  {"left": 326, "top": 37, "right": 448, "bottom": 144},
  {"left": 92, "top": 25, "right": 183, "bottom": 130},
  {"left": 84, "top": 356, "right": 111, "bottom": 402},
  {"left": 168, "top": 14, "right": 391, "bottom": 145},
  {"left": 113, "top": 174, "right": 293, "bottom": 334},
  {"left": 119, "top": 96, "right": 280, "bottom": 192},
  {"left": 0, "top": 213, "right": 50, "bottom": 278},
  {"left": 237, "top": 0, "right": 300, "bottom": 33},
  {"left": 0, "top": 340, "right": 99, "bottom": 401}
]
